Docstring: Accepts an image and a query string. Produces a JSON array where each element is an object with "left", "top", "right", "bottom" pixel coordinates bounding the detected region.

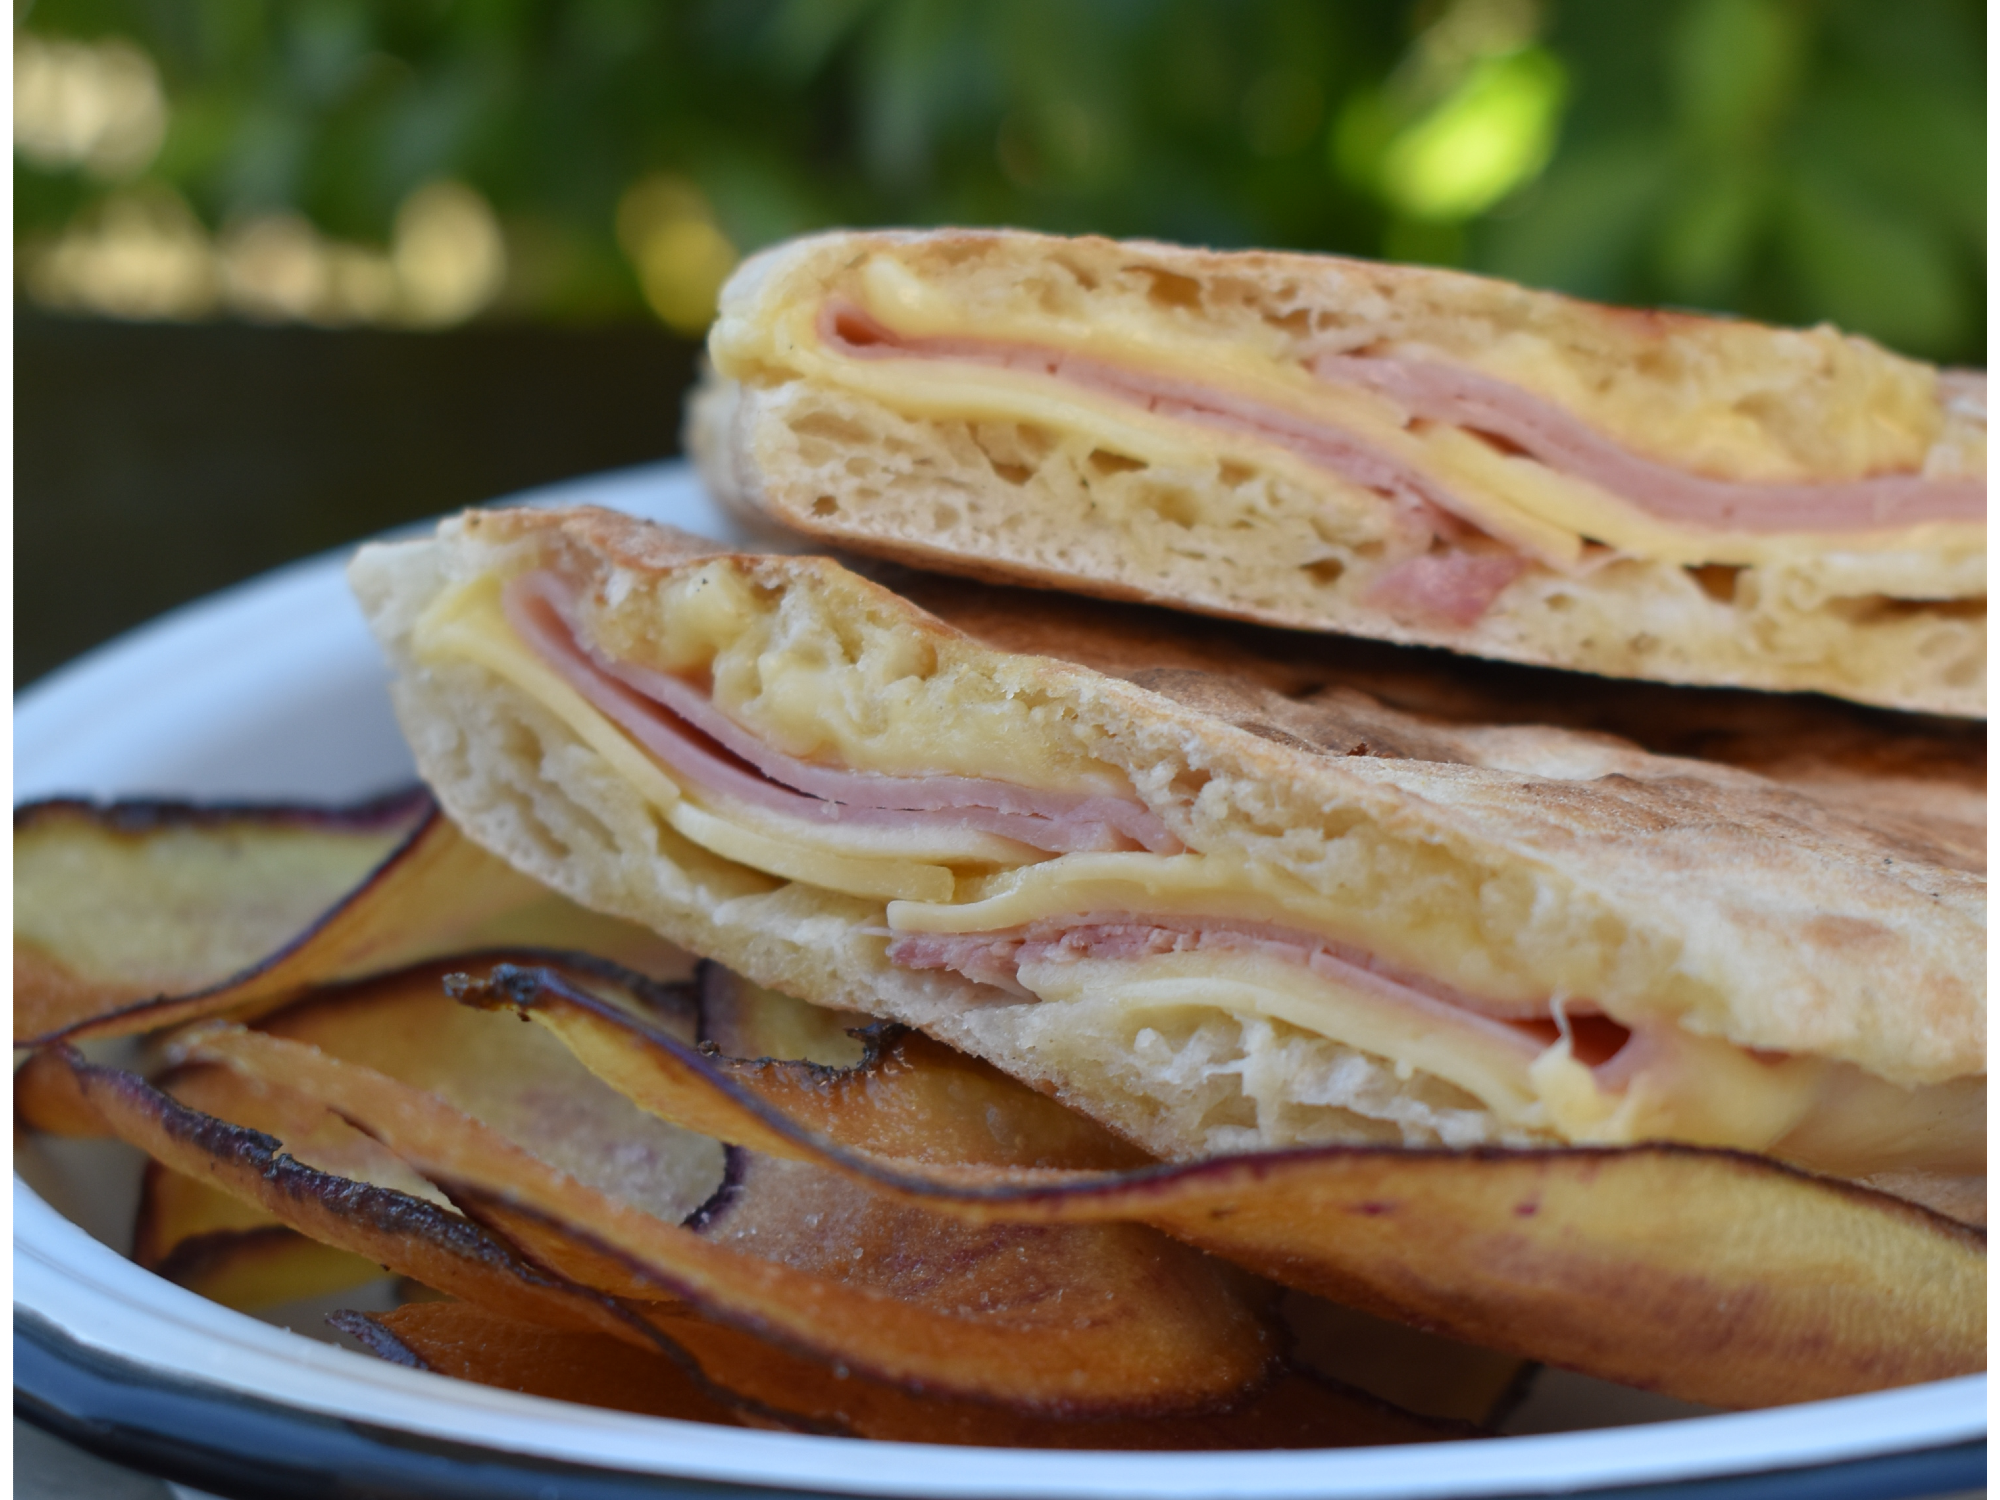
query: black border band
[{"left": 13, "top": 1310, "right": 1985, "bottom": 1500}]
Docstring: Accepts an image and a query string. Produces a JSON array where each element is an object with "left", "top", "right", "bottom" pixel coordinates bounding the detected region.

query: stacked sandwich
[{"left": 351, "top": 232, "right": 1983, "bottom": 1407}]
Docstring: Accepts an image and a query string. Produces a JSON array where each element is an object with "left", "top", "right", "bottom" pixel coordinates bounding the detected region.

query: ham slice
[
  {"left": 1364, "top": 552, "right": 1528, "bottom": 627},
  {"left": 1311, "top": 353, "right": 1984, "bottom": 532},
  {"left": 887, "top": 914, "right": 1634, "bottom": 1070},
  {"left": 821, "top": 303, "right": 1984, "bottom": 538},
  {"left": 503, "top": 572, "right": 1182, "bottom": 857},
  {"left": 824, "top": 304, "right": 1462, "bottom": 546}
]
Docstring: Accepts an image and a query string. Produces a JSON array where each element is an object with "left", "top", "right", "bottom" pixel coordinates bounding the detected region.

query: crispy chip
[
  {"left": 329, "top": 1301, "right": 750, "bottom": 1427},
  {"left": 11, "top": 792, "right": 524, "bottom": 1048},
  {"left": 336, "top": 1296, "right": 1460, "bottom": 1448},
  {"left": 467, "top": 964, "right": 1986, "bottom": 1408},
  {"left": 15, "top": 1046, "right": 111, "bottom": 1137},
  {"left": 464, "top": 1189, "right": 1464, "bottom": 1445},
  {"left": 332, "top": 1304, "right": 748, "bottom": 1432},
  {"left": 13, "top": 793, "right": 687, "bottom": 1046},
  {"left": 131, "top": 1062, "right": 447, "bottom": 1309},
  {"left": 61, "top": 1048, "right": 652, "bottom": 1344},
  {"left": 242, "top": 955, "right": 727, "bottom": 1228},
  {"left": 180, "top": 1018, "right": 1281, "bottom": 1415}
]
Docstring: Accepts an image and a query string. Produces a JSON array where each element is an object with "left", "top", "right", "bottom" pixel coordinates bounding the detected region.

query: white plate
[{"left": 14, "top": 461, "right": 1986, "bottom": 1500}]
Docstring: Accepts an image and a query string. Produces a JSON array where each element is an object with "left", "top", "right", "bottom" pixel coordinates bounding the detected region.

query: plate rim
[
  {"left": 18, "top": 1309, "right": 1989, "bottom": 1500},
  {"left": 13, "top": 459, "right": 1989, "bottom": 1499}
]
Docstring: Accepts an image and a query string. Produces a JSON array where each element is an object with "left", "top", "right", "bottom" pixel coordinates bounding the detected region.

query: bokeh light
[
  {"left": 14, "top": 33, "right": 165, "bottom": 179},
  {"left": 616, "top": 176, "right": 740, "bottom": 337}
]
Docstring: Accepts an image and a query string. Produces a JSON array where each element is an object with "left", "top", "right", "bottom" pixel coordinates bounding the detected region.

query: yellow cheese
[
  {"left": 891, "top": 851, "right": 1368, "bottom": 952},
  {"left": 1527, "top": 1021, "right": 1826, "bottom": 1151},
  {"left": 890, "top": 851, "right": 1576, "bottom": 1011},
  {"left": 1418, "top": 425, "right": 1983, "bottom": 567},
  {"left": 783, "top": 267, "right": 1980, "bottom": 568},
  {"left": 414, "top": 579, "right": 959, "bottom": 902},
  {"left": 1018, "top": 946, "right": 1836, "bottom": 1157},
  {"left": 415, "top": 575, "right": 1968, "bottom": 1172},
  {"left": 417, "top": 578, "right": 687, "bottom": 817},
  {"left": 783, "top": 302, "right": 1586, "bottom": 570},
  {"left": 615, "top": 559, "right": 1137, "bottom": 797},
  {"left": 664, "top": 799, "right": 953, "bottom": 902},
  {"left": 1022, "top": 948, "right": 1543, "bottom": 1125}
]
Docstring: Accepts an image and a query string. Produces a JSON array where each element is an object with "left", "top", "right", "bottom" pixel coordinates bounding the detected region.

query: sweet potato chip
[
  {"left": 460, "top": 963, "right": 1138, "bottom": 1178},
  {"left": 36, "top": 932, "right": 1465, "bottom": 1442},
  {"left": 199, "top": 951, "right": 1265, "bottom": 1416},
  {"left": 63, "top": 1038, "right": 1448, "bottom": 1445},
  {"left": 59, "top": 1048, "right": 654, "bottom": 1344},
  {"left": 15, "top": 1046, "right": 111, "bottom": 1137},
  {"left": 703, "top": 965, "right": 1526, "bottom": 1431},
  {"left": 238, "top": 954, "right": 728, "bottom": 1228},
  {"left": 55, "top": 1049, "right": 873, "bottom": 1435},
  {"left": 467, "top": 965, "right": 1986, "bottom": 1409},
  {"left": 693, "top": 963, "right": 1153, "bottom": 1170},
  {"left": 141, "top": 1217, "right": 387, "bottom": 1313},
  {"left": 181, "top": 1020, "right": 1280, "bottom": 1416},
  {"left": 698, "top": 966, "right": 872, "bottom": 1065},
  {"left": 335, "top": 1296, "right": 1459, "bottom": 1449},
  {"left": 329, "top": 1300, "right": 749, "bottom": 1427},
  {"left": 17, "top": 791, "right": 427, "bottom": 1042},
  {"left": 13, "top": 793, "right": 688, "bottom": 1046},
  {"left": 131, "top": 1062, "right": 450, "bottom": 1309}
]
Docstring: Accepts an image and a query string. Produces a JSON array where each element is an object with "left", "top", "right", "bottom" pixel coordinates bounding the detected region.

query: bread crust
[
  {"left": 352, "top": 508, "right": 1983, "bottom": 1166},
  {"left": 695, "top": 229, "right": 1985, "bottom": 716}
]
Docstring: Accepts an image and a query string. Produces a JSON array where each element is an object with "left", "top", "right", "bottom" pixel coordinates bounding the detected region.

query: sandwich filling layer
[
  {"left": 409, "top": 561, "right": 1982, "bottom": 1179},
  {"left": 801, "top": 296, "right": 1984, "bottom": 606}
]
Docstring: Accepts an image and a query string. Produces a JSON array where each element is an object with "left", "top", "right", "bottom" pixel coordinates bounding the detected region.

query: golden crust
[
  {"left": 353, "top": 507, "right": 1984, "bottom": 1116},
  {"left": 695, "top": 229, "right": 1985, "bottom": 716}
]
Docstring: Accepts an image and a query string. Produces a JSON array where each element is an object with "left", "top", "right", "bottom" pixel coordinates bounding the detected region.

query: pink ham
[
  {"left": 503, "top": 572, "right": 1182, "bottom": 857},
  {"left": 1365, "top": 552, "right": 1528, "bottom": 628},
  {"left": 824, "top": 304, "right": 1460, "bottom": 546},
  {"left": 821, "top": 302, "right": 1984, "bottom": 540},
  {"left": 887, "top": 914, "right": 1635, "bottom": 1070},
  {"left": 1311, "top": 353, "right": 1985, "bottom": 532}
]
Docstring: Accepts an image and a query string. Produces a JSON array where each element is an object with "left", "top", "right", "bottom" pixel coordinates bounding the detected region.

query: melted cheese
[
  {"left": 1020, "top": 947, "right": 1833, "bottom": 1152},
  {"left": 887, "top": 852, "right": 1513, "bottom": 1001},
  {"left": 1023, "top": 948, "right": 1542, "bottom": 1126},
  {"left": 416, "top": 579, "right": 958, "bottom": 902},
  {"left": 766, "top": 258, "right": 1982, "bottom": 568},
  {"left": 606, "top": 559, "right": 1138, "bottom": 796},
  {"left": 413, "top": 572, "right": 1971, "bottom": 1174}
]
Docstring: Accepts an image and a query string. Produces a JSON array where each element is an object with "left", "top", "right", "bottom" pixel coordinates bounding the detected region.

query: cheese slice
[
  {"left": 778, "top": 302, "right": 1587, "bottom": 571},
  {"left": 1024, "top": 947, "right": 1544, "bottom": 1127},
  {"left": 764, "top": 264, "right": 1982, "bottom": 569},
  {"left": 416, "top": 579, "right": 958, "bottom": 903},
  {"left": 1019, "top": 946, "right": 1835, "bottom": 1154}
]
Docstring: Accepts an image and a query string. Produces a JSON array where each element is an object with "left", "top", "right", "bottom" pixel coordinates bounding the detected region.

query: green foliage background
[{"left": 15, "top": 0, "right": 1986, "bottom": 362}]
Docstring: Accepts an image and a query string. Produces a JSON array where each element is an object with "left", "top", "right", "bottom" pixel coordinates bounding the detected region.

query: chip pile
[{"left": 13, "top": 792, "right": 1984, "bottom": 1442}]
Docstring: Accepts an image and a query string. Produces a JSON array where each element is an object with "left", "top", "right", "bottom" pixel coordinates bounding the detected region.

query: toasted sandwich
[
  {"left": 690, "top": 230, "right": 1985, "bottom": 717},
  {"left": 350, "top": 507, "right": 1984, "bottom": 1208}
]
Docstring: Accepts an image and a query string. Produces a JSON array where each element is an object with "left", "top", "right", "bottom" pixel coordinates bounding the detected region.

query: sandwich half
[
  {"left": 350, "top": 506, "right": 1985, "bottom": 1214},
  {"left": 690, "top": 229, "right": 1986, "bottom": 717}
]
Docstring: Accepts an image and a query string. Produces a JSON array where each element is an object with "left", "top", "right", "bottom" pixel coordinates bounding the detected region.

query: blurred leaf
[
  {"left": 1667, "top": 0, "right": 1805, "bottom": 147},
  {"left": 1653, "top": 156, "right": 1768, "bottom": 307},
  {"left": 1381, "top": 46, "right": 1566, "bottom": 222},
  {"left": 1330, "top": 86, "right": 1400, "bottom": 197},
  {"left": 1477, "top": 136, "right": 1663, "bottom": 301},
  {"left": 1793, "top": 81, "right": 1984, "bottom": 254},
  {"left": 760, "top": 0, "right": 881, "bottom": 81},
  {"left": 1780, "top": 171, "right": 1963, "bottom": 357}
]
